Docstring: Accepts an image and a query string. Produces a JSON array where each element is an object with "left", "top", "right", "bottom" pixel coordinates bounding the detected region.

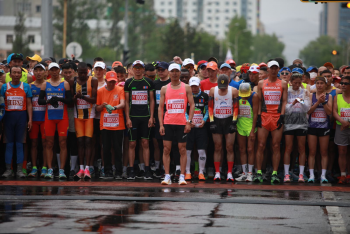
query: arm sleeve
[
  {"left": 38, "top": 90, "right": 47, "bottom": 105},
  {"left": 203, "top": 105, "right": 209, "bottom": 122},
  {"left": 56, "top": 91, "right": 72, "bottom": 104}
]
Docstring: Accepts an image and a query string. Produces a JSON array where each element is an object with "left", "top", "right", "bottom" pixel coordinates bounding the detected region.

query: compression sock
[
  {"left": 284, "top": 164, "right": 290, "bottom": 175},
  {"left": 257, "top": 170, "right": 262, "bottom": 175},
  {"left": 309, "top": 169, "right": 315, "bottom": 179},
  {"left": 186, "top": 150, "right": 192, "bottom": 174},
  {"left": 32, "top": 166, "right": 37, "bottom": 170},
  {"left": 227, "top": 162, "right": 234, "bottom": 174},
  {"left": 70, "top": 155, "right": 78, "bottom": 171},
  {"left": 198, "top": 150, "right": 206, "bottom": 174},
  {"left": 321, "top": 169, "right": 326, "bottom": 177},
  {"left": 248, "top": 164, "right": 254, "bottom": 173},
  {"left": 242, "top": 164, "right": 247, "bottom": 174},
  {"left": 214, "top": 162, "right": 220, "bottom": 173},
  {"left": 56, "top": 154, "right": 61, "bottom": 169},
  {"left": 195, "top": 161, "right": 199, "bottom": 172},
  {"left": 272, "top": 171, "right": 277, "bottom": 175},
  {"left": 22, "top": 160, "right": 27, "bottom": 170},
  {"left": 299, "top": 165, "right": 305, "bottom": 175}
]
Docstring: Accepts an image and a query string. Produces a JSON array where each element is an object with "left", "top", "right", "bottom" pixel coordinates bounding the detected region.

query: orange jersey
[
  {"left": 96, "top": 85, "right": 125, "bottom": 131},
  {"left": 261, "top": 78, "right": 283, "bottom": 114},
  {"left": 5, "top": 82, "right": 27, "bottom": 111}
]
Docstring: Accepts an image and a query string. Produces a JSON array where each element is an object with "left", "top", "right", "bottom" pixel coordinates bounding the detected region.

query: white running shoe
[
  {"left": 179, "top": 177, "right": 187, "bottom": 185},
  {"left": 214, "top": 172, "right": 221, "bottom": 181},
  {"left": 246, "top": 172, "right": 253, "bottom": 182},
  {"left": 161, "top": 175, "right": 172, "bottom": 185},
  {"left": 227, "top": 173, "right": 234, "bottom": 182},
  {"left": 236, "top": 172, "right": 247, "bottom": 181},
  {"left": 2, "top": 169, "right": 14, "bottom": 178}
]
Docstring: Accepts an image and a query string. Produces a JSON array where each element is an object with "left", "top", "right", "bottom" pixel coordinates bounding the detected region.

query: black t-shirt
[
  {"left": 187, "top": 91, "right": 208, "bottom": 126},
  {"left": 153, "top": 78, "right": 171, "bottom": 119},
  {"left": 124, "top": 77, "right": 154, "bottom": 117}
]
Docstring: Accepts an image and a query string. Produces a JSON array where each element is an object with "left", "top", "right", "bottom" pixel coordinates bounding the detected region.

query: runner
[
  {"left": 182, "top": 58, "right": 195, "bottom": 77},
  {"left": 283, "top": 73, "right": 310, "bottom": 183},
  {"left": 96, "top": 71, "right": 125, "bottom": 179},
  {"left": 197, "top": 60, "right": 208, "bottom": 80},
  {"left": 180, "top": 69, "right": 190, "bottom": 84},
  {"left": 307, "top": 76, "right": 332, "bottom": 183},
  {"left": 2, "top": 53, "right": 33, "bottom": 84},
  {"left": 144, "top": 63, "right": 156, "bottom": 81},
  {"left": 124, "top": 60, "right": 154, "bottom": 180},
  {"left": 259, "top": 66, "right": 268, "bottom": 81},
  {"left": 159, "top": 63, "right": 195, "bottom": 185},
  {"left": 38, "top": 62, "right": 72, "bottom": 179},
  {"left": 71, "top": 62, "right": 98, "bottom": 180},
  {"left": 333, "top": 76, "right": 350, "bottom": 184},
  {"left": 279, "top": 67, "right": 291, "bottom": 83},
  {"left": 248, "top": 65, "right": 260, "bottom": 93},
  {"left": 185, "top": 77, "right": 209, "bottom": 181},
  {"left": 26, "top": 54, "right": 42, "bottom": 76},
  {"left": 255, "top": 60, "right": 287, "bottom": 183},
  {"left": 28, "top": 63, "right": 47, "bottom": 178},
  {"left": 208, "top": 74, "right": 239, "bottom": 181},
  {"left": 236, "top": 83, "right": 258, "bottom": 182},
  {"left": 1, "top": 66, "right": 32, "bottom": 178}
]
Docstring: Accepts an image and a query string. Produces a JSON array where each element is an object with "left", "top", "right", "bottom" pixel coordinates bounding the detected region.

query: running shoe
[
  {"left": 226, "top": 173, "right": 234, "bottom": 182},
  {"left": 283, "top": 174, "right": 291, "bottom": 183},
  {"left": 308, "top": 177, "right": 315, "bottom": 183},
  {"left": 271, "top": 174, "right": 280, "bottom": 183},
  {"left": 320, "top": 177, "right": 328, "bottom": 184},
  {"left": 214, "top": 172, "right": 221, "bottom": 181},
  {"left": 22, "top": 168, "right": 27, "bottom": 177},
  {"left": 74, "top": 169, "right": 84, "bottom": 180},
  {"left": 289, "top": 171, "right": 299, "bottom": 182},
  {"left": 28, "top": 168, "right": 38, "bottom": 178},
  {"left": 89, "top": 167, "right": 95, "bottom": 177},
  {"left": 40, "top": 168, "right": 47, "bottom": 178},
  {"left": 179, "top": 176, "right": 187, "bottom": 185},
  {"left": 59, "top": 169, "right": 67, "bottom": 180},
  {"left": 136, "top": 170, "right": 145, "bottom": 179},
  {"left": 122, "top": 171, "right": 127, "bottom": 179},
  {"left": 185, "top": 173, "right": 192, "bottom": 181},
  {"left": 45, "top": 169, "right": 54, "bottom": 179},
  {"left": 127, "top": 170, "right": 136, "bottom": 180},
  {"left": 1, "top": 169, "right": 13, "bottom": 178},
  {"left": 69, "top": 170, "right": 75, "bottom": 178},
  {"left": 298, "top": 174, "right": 305, "bottom": 183},
  {"left": 198, "top": 173, "right": 206, "bottom": 181},
  {"left": 236, "top": 172, "right": 247, "bottom": 182},
  {"left": 99, "top": 168, "right": 105, "bottom": 179},
  {"left": 104, "top": 170, "right": 114, "bottom": 179},
  {"left": 207, "top": 167, "right": 215, "bottom": 179},
  {"left": 246, "top": 172, "right": 253, "bottom": 182},
  {"left": 338, "top": 176, "right": 347, "bottom": 184},
  {"left": 84, "top": 168, "right": 91, "bottom": 179},
  {"left": 193, "top": 170, "right": 199, "bottom": 179},
  {"left": 346, "top": 175, "right": 350, "bottom": 183},
  {"left": 153, "top": 169, "right": 161, "bottom": 178},
  {"left": 16, "top": 169, "right": 26, "bottom": 178},
  {"left": 254, "top": 173, "right": 263, "bottom": 183},
  {"left": 115, "top": 174, "right": 122, "bottom": 180},
  {"left": 144, "top": 170, "right": 153, "bottom": 180},
  {"left": 262, "top": 173, "right": 269, "bottom": 181},
  {"left": 161, "top": 175, "right": 172, "bottom": 185}
]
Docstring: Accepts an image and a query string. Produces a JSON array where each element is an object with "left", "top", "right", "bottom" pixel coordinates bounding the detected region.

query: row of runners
[{"left": 0, "top": 53, "right": 350, "bottom": 185}]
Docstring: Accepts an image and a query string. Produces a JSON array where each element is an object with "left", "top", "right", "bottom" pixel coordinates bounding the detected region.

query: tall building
[
  {"left": 320, "top": 3, "right": 350, "bottom": 44},
  {"left": 153, "top": 0, "right": 258, "bottom": 39},
  {"left": 0, "top": 0, "right": 59, "bottom": 18}
]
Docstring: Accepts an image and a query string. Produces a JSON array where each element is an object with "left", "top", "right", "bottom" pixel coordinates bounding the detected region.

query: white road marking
[{"left": 322, "top": 191, "right": 347, "bottom": 234}]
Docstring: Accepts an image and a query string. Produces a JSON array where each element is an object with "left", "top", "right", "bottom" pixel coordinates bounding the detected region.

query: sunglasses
[
  {"left": 340, "top": 82, "right": 350, "bottom": 85},
  {"left": 281, "top": 72, "right": 290, "bottom": 75},
  {"left": 147, "top": 75, "right": 156, "bottom": 78},
  {"left": 133, "top": 66, "right": 144, "bottom": 70},
  {"left": 184, "top": 65, "right": 194, "bottom": 69}
]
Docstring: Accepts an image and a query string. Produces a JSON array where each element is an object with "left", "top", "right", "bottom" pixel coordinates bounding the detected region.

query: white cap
[
  {"left": 189, "top": 77, "right": 200, "bottom": 86},
  {"left": 94, "top": 61, "right": 106, "bottom": 69},
  {"left": 249, "top": 65, "right": 260, "bottom": 73},
  {"left": 169, "top": 63, "right": 181, "bottom": 72},
  {"left": 48, "top": 62, "right": 60, "bottom": 70},
  {"left": 267, "top": 61, "right": 279, "bottom": 68},
  {"left": 183, "top": 58, "right": 195, "bottom": 66},
  {"left": 132, "top": 60, "right": 145, "bottom": 67}
]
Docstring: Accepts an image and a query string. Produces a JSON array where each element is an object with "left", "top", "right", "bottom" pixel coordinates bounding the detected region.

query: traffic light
[
  {"left": 341, "top": 3, "right": 350, "bottom": 8},
  {"left": 136, "top": 0, "right": 145, "bottom": 4},
  {"left": 332, "top": 50, "right": 339, "bottom": 56},
  {"left": 123, "top": 50, "right": 130, "bottom": 65}
]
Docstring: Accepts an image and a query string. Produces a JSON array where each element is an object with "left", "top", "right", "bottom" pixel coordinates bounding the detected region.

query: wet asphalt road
[{"left": 0, "top": 181, "right": 349, "bottom": 233}]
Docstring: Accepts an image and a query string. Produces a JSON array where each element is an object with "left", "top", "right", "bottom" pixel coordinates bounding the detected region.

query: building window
[
  {"left": 168, "top": 9, "right": 172, "bottom": 14},
  {"left": 216, "top": 2, "right": 219, "bottom": 5},
  {"left": 216, "top": 9, "right": 219, "bottom": 13},
  {"left": 161, "top": 9, "right": 164, "bottom": 13},
  {"left": 208, "top": 9, "right": 211, "bottom": 13},
  {"left": 226, "top": 2, "right": 229, "bottom": 5},
  {"left": 193, "top": 1, "right": 196, "bottom": 5},
  {"left": 216, "top": 24, "right": 219, "bottom": 28},
  {"left": 6, "top": 35, "right": 13, "bottom": 43},
  {"left": 208, "top": 17, "right": 212, "bottom": 20},
  {"left": 233, "top": 9, "right": 237, "bottom": 13},
  {"left": 233, "top": 1, "right": 237, "bottom": 5},
  {"left": 226, "top": 17, "right": 229, "bottom": 20},
  {"left": 216, "top": 17, "right": 219, "bottom": 20},
  {"left": 193, "top": 9, "right": 196, "bottom": 13},
  {"left": 208, "top": 24, "right": 211, "bottom": 28},
  {"left": 193, "top": 17, "right": 197, "bottom": 21},
  {"left": 161, "top": 1, "right": 164, "bottom": 5},
  {"left": 36, "top": 5, "right": 41, "bottom": 13},
  {"left": 28, "top": 35, "right": 35, "bottom": 43},
  {"left": 169, "top": 1, "right": 172, "bottom": 5},
  {"left": 225, "top": 9, "right": 229, "bottom": 13}
]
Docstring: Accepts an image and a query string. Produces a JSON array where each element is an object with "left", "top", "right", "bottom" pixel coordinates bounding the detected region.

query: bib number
[
  {"left": 132, "top": 91, "right": 148, "bottom": 105},
  {"left": 340, "top": 108, "right": 350, "bottom": 122},
  {"left": 238, "top": 105, "right": 251, "bottom": 118},
  {"left": 32, "top": 96, "right": 45, "bottom": 111},
  {"left": 167, "top": 99, "right": 185, "bottom": 114},
  {"left": 7, "top": 96, "right": 24, "bottom": 110},
  {"left": 47, "top": 95, "right": 64, "bottom": 110},
  {"left": 264, "top": 91, "right": 281, "bottom": 105},
  {"left": 193, "top": 109, "right": 203, "bottom": 127},
  {"left": 77, "top": 95, "right": 90, "bottom": 109},
  {"left": 311, "top": 108, "right": 327, "bottom": 122},
  {"left": 103, "top": 113, "right": 119, "bottom": 127}
]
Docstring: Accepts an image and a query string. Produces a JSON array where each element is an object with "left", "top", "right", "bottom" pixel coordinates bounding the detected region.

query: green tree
[
  {"left": 250, "top": 33, "right": 286, "bottom": 64},
  {"left": 226, "top": 16, "right": 252, "bottom": 64},
  {"left": 299, "top": 35, "right": 343, "bottom": 67},
  {"left": 160, "top": 19, "right": 185, "bottom": 62},
  {"left": 12, "top": 12, "right": 32, "bottom": 57}
]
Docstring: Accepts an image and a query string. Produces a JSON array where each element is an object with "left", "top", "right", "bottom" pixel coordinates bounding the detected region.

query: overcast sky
[{"left": 260, "top": 0, "right": 323, "bottom": 64}]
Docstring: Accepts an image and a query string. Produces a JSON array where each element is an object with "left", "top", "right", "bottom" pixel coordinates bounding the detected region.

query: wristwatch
[{"left": 187, "top": 119, "right": 192, "bottom": 124}]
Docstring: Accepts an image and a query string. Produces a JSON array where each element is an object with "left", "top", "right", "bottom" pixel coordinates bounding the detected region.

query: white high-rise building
[{"left": 153, "top": 0, "right": 258, "bottom": 39}]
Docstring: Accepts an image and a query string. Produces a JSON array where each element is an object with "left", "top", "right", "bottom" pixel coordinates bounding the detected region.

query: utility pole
[
  {"left": 41, "top": 0, "right": 53, "bottom": 57},
  {"left": 123, "top": 0, "right": 129, "bottom": 64},
  {"left": 62, "top": 0, "right": 68, "bottom": 58}
]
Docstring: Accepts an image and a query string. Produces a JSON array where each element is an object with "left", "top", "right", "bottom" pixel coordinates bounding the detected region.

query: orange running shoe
[
  {"left": 84, "top": 168, "right": 91, "bottom": 179},
  {"left": 338, "top": 176, "right": 347, "bottom": 184},
  {"left": 74, "top": 169, "right": 84, "bottom": 179},
  {"left": 185, "top": 173, "right": 192, "bottom": 181},
  {"left": 198, "top": 173, "right": 206, "bottom": 181}
]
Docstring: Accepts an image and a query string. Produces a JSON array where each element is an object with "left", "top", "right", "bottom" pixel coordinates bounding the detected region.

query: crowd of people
[{"left": 0, "top": 52, "right": 350, "bottom": 185}]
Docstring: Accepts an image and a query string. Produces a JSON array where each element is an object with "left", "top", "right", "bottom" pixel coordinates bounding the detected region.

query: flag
[{"left": 225, "top": 49, "right": 233, "bottom": 61}]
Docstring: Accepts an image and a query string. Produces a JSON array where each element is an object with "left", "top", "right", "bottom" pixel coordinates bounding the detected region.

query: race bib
[
  {"left": 103, "top": 113, "right": 119, "bottom": 127},
  {"left": 47, "top": 95, "right": 64, "bottom": 110},
  {"left": 167, "top": 99, "right": 185, "bottom": 114},
  {"left": 7, "top": 96, "right": 24, "bottom": 110},
  {"left": 193, "top": 109, "right": 203, "bottom": 127},
  {"left": 215, "top": 108, "right": 232, "bottom": 118},
  {"left": 238, "top": 105, "right": 251, "bottom": 118},
  {"left": 311, "top": 108, "right": 327, "bottom": 122},
  {"left": 132, "top": 91, "right": 148, "bottom": 105},
  {"left": 340, "top": 108, "right": 350, "bottom": 122},
  {"left": 264, "top": 91, "right": 281, "bottom": 105},
  {"left": 32, "top": 96, "right": 45, "bottom": 111},
  {"left": 77, "top": 95, "right": 90, "bottom": 109},
  {"left": 156, "top": 90, "right": 160, "bottom": 105}
]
